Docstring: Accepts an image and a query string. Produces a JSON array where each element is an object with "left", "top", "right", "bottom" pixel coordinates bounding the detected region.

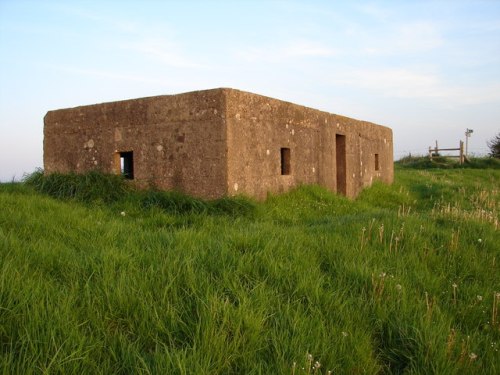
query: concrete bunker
[{"left": 44, "top": 88, "right": 393, "bottom": 200}]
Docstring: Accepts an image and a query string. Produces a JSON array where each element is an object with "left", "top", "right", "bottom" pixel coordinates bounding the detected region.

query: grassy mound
[
  {"left": 1, "top": 167, "right": 499, "bottom": 374},
  {"left": 396, "top": 155, "right": 500, "bottom": 169}
]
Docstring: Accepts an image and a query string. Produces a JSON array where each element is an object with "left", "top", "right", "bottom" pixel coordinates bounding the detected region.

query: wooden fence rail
[{"left": 428, "top": 140, "right": 464, "bottom": 164}]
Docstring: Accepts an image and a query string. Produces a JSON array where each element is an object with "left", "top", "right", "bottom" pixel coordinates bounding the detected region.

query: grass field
[{"left": 1, "top": 160, "right": 499, "bottom": 374}]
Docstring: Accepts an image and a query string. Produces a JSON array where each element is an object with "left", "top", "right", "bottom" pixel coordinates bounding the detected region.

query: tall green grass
[
  {"left": 24, "top": 170, "right": 257, "bottom": 217},
  {"left": 23, "top": 169, "right": 130, "bottom": 203},
  {"left": 1, "top": 167, "right": 499, "bottom": 374}
]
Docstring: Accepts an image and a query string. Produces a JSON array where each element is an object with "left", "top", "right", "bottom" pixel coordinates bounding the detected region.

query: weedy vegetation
[{"left": 0, "top": 158, "right": 499, "bottom": 374}]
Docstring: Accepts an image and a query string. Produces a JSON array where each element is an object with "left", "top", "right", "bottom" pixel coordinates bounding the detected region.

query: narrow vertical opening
[
  {"left": 375, "top": 153, "right": 380, "bottom": 171},
  {"left": 336, "top": 134, "right": 346, "bottom": 195},
  {"left": 119, "top": 151, "right": 134, "bottom": 179},
  {"left": 281, "top": 148, "right": 291, "bottom": 175}
]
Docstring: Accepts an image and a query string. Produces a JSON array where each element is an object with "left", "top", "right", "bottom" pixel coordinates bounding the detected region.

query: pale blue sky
[{"left": 1, "top": 0, "right": 499, "bottom": 181}]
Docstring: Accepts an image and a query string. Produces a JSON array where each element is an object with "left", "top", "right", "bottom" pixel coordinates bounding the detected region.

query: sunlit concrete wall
[{"left": 44, "top": 88, "right": 393, "bottom": 200}]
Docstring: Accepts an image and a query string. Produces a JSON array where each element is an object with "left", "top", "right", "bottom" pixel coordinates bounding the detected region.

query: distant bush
[
  {"left": 487, "top": 133, "right": 500, "bottom": 158},
  {"left": 23, "top": 169, "right": 130, "bottom": 203}
]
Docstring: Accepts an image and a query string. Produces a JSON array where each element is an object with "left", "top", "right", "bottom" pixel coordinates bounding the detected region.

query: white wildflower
[
  {"left": 469, "top": 352, "right": 478, "bottom": 360},
  {"left": 120, "top": 211, "right": 126, "bottom": 216},
  {"left": 477, "top": 295, "right": 483, "bottom": 302}
]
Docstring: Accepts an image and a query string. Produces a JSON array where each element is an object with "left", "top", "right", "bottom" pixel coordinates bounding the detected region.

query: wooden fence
[{"left": 428, "top": 141, "right": 464, "bottom": 164}]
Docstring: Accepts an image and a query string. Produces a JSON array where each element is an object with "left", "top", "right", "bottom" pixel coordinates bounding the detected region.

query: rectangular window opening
[
  {"left": 281, "top": 148, "right": 291, "bottom": 175},
  {"left": 119, "top": 151, "right": 134, "bottom": 179},
  {"left": 375, "top": 153, "right": 380, "bottom": 171}
]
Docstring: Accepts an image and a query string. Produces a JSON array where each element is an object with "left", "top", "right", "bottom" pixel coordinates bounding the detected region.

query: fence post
[{"left": 459, "top": 140, "right": 464, "bottom": 164}]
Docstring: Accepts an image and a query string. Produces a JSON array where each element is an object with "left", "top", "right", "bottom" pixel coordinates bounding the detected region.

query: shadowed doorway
[{"left": 336, "top": 134, "right": 346, "bottom": 195}]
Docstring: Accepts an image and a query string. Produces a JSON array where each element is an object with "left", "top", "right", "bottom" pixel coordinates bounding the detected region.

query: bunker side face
[
  {"left": 44, "top": 88, "right": 393, "bottom": 200},
  {"left": 224, "top": 89, "right": 393, "bottom": 199}
]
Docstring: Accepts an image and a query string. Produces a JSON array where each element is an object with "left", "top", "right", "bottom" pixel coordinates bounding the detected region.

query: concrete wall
[
  {"left": 223, "top": 89, "right": 393, "bottom": 199},
  {"left": 44, "top": 88, "right": 393, "bottom": 200},
  {"left": 225, "top": 89, "right": 331, "bottom": 199},
  {"left": 44, "top": 90, "right": 228, "bottom": 199},
  {"left": 354, "top": 121, "right": 394, "bottom": 193}
]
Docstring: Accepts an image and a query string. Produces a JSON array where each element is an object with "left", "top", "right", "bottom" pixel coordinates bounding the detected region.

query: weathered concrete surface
[
  {"left": 44, "top": 88, "right": 393, "bottom": 200},
  {"left": 225, "top": 89, "right": 393, "bottom": 199},
  {"left": 44, "top": 90, "right": 227, "bottom": 199}
]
